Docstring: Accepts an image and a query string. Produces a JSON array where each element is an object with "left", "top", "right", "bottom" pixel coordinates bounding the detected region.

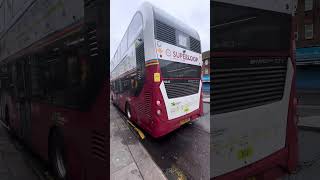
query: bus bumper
[
  {"left": 214, "top": 147, "right": 295, "bottom": 180},
  {"left": 150, "top": 109, "right": 202, "bottom": 138}
]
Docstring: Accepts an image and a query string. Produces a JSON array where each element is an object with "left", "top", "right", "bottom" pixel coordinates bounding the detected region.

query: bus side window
[
  {"left": 67, "top": 55, "right": 81, "bottom": 87},
  {"left": 11, "top": 64, "right": 18, "bottom": 98},
  {"left": 116, "top": 79, "right": 120, "bottom": 93},
  {"left": 30, "top": 56, "right": 44, "bottom": 98},
  {"left": 128, "top": 13, "right": 143, "bottom": 47},
  {"left": 122, "top": 78, "right": 130, "bottom": 92}
]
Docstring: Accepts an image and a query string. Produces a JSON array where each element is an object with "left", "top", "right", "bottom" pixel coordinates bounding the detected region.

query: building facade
[
  {"left": 294, "top": 0, "right": 320, "bottom": 91},
  {"left": 294, "top": 0, "right": 320, "bottom": 48}
]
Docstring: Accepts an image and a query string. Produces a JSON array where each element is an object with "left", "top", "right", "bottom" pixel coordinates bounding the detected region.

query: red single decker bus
[
  {"left": 110, "top": 2, "right": 204, "bottom": 138},
  {"left": 212, "top": 0, "right": 298, "bottom": 179},
  {"left": 0, "top": 1, "right": 107, "bottom": 180}
]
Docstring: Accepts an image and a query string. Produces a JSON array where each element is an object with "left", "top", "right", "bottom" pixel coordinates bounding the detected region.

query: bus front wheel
[{"left": 49, "top": 130, "right": 67, "bottom": 180}]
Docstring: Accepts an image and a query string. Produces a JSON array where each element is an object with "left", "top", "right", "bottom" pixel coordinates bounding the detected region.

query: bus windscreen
[
  {"left": 159, "top": 60, "right": 201, "bottom": 78},
  {"left": 212, "top": 2, "right": 291, "bottom": 51}
]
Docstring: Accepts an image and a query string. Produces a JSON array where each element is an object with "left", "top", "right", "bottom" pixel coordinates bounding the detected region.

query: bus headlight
[
  {"left": 157, "top": 109, "right": 161, "bottom": 116},
  {"left": 156, "top": 100, "right": 161, "bottom": 106}
]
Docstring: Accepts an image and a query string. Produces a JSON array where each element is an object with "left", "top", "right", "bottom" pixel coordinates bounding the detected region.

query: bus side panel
[
  {"left": 133, "top": 83, "right": 153, "bottom": 133},
  {"left": 63, "top": 110, "right": 91, "bottom": 180},
  {"left": 30, "top": 102, "right": 53, "bottom": 161},
  {"left": 63, "top": 83, "right": 108, "bottom": 180},
  {"left": 85, "top": 82, "right": 108, "bottom": 180},
  {"left": 7, "top": 97, "right": 20, "bottom": 136},
  {"left": 286, "top": 39, "right": 298, "bottom": 172}
]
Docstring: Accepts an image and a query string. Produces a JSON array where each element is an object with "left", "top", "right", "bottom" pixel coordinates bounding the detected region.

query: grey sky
[{"left": 110, "top": 0, "right": 210, "bottom": 58}]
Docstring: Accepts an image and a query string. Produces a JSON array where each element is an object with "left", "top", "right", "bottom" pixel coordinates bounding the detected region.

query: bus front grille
[
  {"left": 164, "top": 79, "right": 200, "bottom": 99},
  {"left": 212, "top": 57, "right": 288, "bottom": 115}
]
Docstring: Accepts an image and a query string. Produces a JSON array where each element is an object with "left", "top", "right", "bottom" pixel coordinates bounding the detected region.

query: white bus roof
[
  {"left": 111, "top": 2, "right": 201, "bottom": 73},
  {"left": 213, "top": 0, "right": 294, "bottom": 14},
  {"left": 151, "top": 4, "right": 200, "bottom": 40}
]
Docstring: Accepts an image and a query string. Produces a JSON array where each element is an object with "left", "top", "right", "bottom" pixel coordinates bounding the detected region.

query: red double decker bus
[
  {"left": 0, "top": 1, "right": 107, "bottom": 179},
  {"left": 212, "top": 0, "right": 298, "bottom": 179},
  {"left": 110, "top": 2, "right": 203, "bottom": 138}
]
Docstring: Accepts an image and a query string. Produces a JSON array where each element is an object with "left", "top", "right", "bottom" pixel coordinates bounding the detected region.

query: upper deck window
[
  {"left": 120, "top": 32, "right": 128, "bottom": 58},
  {"left": 128, "top": 13, "right": 143, "bottom": 46}
]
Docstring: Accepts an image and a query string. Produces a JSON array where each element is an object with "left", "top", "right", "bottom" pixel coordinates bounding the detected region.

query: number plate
[
  {"left": 180, "top": 118, "right": 190, "bottom": 126},
  {"left": 247, "top": 177, "right": 256, "bottom": 180}
]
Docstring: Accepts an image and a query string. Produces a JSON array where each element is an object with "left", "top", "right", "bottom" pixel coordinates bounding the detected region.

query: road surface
[{"left": 113, "top": 101, "right": 210, "bottom": 180}]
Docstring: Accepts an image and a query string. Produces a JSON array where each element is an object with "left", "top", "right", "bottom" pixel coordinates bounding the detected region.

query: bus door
[{"left": 16, "top": 58, "right": 32, "bottom": 144}]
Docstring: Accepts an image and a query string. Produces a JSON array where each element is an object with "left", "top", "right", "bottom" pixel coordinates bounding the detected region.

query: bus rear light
[
  {"left": 157, "top": 109, "right": 161, "bottom": 116},
  {"left": 156, "top": 100, "right": 161, "bottom": 106}
]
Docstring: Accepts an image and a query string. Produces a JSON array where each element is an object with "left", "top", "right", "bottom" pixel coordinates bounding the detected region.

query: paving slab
[
  {"left": 0, "top": 123, "right": 39, "bottom": 180},
  {"left": 111, "top": 162, "right": 143, "bottom": 180},
  {"left": 110, "top": 103, "right": 167, "bottom": 180},
  {"left": 203, "top": 98, "right": 210, "bottom": 103},
  {"left": 298, "top": 116, "right": 320, "bottom": 131}
]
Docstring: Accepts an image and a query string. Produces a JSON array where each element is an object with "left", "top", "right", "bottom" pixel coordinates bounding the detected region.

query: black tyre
[
  {"left": 126, "top": 103, "right": 132, "bottom": 120},
  {"left": 111, "top": 95, "right": 115, "bottom": 104},
  {"left": 49, "top": 130, "right": 67, "bottom": 180}
]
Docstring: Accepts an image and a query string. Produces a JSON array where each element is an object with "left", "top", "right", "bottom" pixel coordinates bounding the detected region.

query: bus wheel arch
[{"left": 49, "top": 127, "right": 67, "bottom": 180}]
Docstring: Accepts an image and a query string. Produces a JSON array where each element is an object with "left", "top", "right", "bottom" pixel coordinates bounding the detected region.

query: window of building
[
  {"left": 205, "top": 68, "right": 208, "bottom": 74},
  {"left": 294, "top": 32, "right": 299, "bottom": 41},
  {"left": 305, "top": 24, "right": 313, "bottom": 40},
  {"left": 305, "top": 0, "right": 313, "bottom": 11},
  {"left": 205, "top": 59, "right": 208, "bottom": 66}
]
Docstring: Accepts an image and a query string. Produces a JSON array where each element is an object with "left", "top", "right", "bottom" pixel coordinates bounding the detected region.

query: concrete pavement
[
  {"left": 110, "top": 103, "right": 167, "bottom": 180},
  {"left": 284, "top": 130, "right": 320, "bottom": 180},
  {"left": 298, "top": 115, "right": 320, "bottom": 131},
  {"left": 0, "top": 122, "right": 40, "bottom": 180},
  {"left": 298, "top": 105, "right": 320, "bottom": 131},
  {"left": 203, "top": 93, "right": 210, "bottom": 103}
]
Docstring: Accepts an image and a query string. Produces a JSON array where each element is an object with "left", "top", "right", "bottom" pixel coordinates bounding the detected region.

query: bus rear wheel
[
  {"left": 50, "top": 130, "right": 67, "bottom": 180},
  {"left": 126, "top": 104, "right": 132, "bottom": 120}
]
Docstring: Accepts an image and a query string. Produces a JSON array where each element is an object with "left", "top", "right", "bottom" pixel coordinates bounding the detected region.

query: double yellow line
[{"left": 127, "top": 120, "right": 145, "bottom": 140}]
